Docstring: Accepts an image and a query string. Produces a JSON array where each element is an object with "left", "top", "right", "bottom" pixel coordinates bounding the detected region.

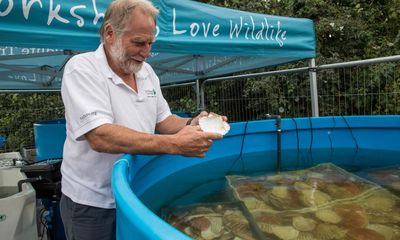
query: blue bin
[
  {"left": 34, "top": 119, "right": 66, "bottom": 160},
  {"left": 0, "top": 135, "right": 5, "bottom": 148}
]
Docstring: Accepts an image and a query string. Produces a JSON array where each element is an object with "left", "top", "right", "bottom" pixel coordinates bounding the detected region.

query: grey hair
[{"left": 99, "top": 0, "right": 159, "bottom": 42}]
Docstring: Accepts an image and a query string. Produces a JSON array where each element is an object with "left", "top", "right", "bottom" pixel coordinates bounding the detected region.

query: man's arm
[
  {"left": 155, "top": 111, "right": 211, "bottom": 134},
  {"left": 155, "top": 115, "right": 189, "bottom": 134},
  {"left": 85, "top": 122, "right": 222, "bottom": 157}
]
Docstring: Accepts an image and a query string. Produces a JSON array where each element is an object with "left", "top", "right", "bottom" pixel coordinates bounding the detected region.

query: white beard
[{"left": 110, "top": 38, "right": 143, "bottom": 74}]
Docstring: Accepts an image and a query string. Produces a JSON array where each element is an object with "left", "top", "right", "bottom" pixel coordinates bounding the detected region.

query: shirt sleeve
[{"left": 61, "top": 57, "right": 114, "bottom": 141}]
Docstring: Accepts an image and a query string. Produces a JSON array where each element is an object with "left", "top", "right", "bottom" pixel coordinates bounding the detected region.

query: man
[{"left": 60, "top": 0, "right": 224, "bottom": 239}]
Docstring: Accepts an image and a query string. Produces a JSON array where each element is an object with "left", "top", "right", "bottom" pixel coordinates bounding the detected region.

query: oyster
[
  {"left": 271, "top": 225, "right": 299, "bottom": 240},
  {"left": 242, "top": 196, "right": 270, "bottom": 210},
  {"left": 366, "top": 208, "right": 400, "bottom": 224},
  {"left": 298, "top": 189, "right": 331, "bottom": 207},
  {"left": 294, "top": 182, "right": 314, "bottom": 191},
  {"left": 368, "top": 168, "right": 400, "bottom": 192},
  {"left": 315, "top": 209, "right": 342, "bottom": 224},
  {"left": 180, "top": 215, "right": 223, "bottom": 239},
  {"left": 199, "top": 113, "right": 230, "bottom": 135},
  {"left": 183, "top": 226, "right": 193, "bottom": 236},
  {"left": 235, "top": 182, "right": 265, "bottom": 200},
  {"left": 297, "top": 232, "right": 318, "bottom": 240},
  {"left": 324, "top": 182, "right": 363, "bottom": 199},
  {"left": 200, "top": 217, "right": 224, "bottom": 240},
  {"left": 269, "top": 186, "right": 303, "bottom": 210},
  {"left": 253, "top": 212, "right": 283, "bottom": 234},
  {"left": 367, "top": 224, "right": 399, "bottom": 240},
  {"left": 266, "top": 174, "right": 285, "bottom": 183},
  {"left": 362, "top": 195, "right": 396, "bottom": 212},
  {"left": 334, "top": 203, "right": 368, "bottom": 228},
  {"left": 267, "top": 174, "right": 301, "bottom": 185},
  {"left": 167, "top": 205, "right": 225, "bottom": 240},
  {"left": 312, "top": 223, "right": 347, "bottom": 240},
  {"left": 307, "top": 172, "right": 325, "bottom": 179},
  {"left": 223, "top": 210, "right": 255, "bottom": 240},
  {"left": 292, "top": 216, "right": 317, "bottom": 232},
  {"left": 391, "top": 181, "right": 400, "bottom": 191},
  {"left": 270, "top": 186, "right": 290, "bottom": 199},
  {"left": 188, "top": 216, "right": 211, "bottom": 232},
  {"left": 345, "top": 228, "right": 385, "bottom": 240},
  {"left": 191, "top": 206, "right": 216, "bottom": 215}
]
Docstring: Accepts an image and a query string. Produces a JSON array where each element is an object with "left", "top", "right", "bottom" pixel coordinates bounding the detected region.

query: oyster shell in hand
[{"left": 199, "top": 113, "right": 230, "bottom": 135}]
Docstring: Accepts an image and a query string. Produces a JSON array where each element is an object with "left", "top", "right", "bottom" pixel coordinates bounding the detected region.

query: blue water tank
[
  {"left": 34, "top": 119, "right": 66, "bottom": 160},
  {"left": 0, "top": 135, "right": 6, "bottom": 148},
  {"left": 112, "top": 115, "right": 400, "bottom": 240}
]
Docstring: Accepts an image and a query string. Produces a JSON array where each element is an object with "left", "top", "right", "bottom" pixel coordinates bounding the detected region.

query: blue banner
[{"left": 0, "top": 0, "right": 316, "bottom": 89}]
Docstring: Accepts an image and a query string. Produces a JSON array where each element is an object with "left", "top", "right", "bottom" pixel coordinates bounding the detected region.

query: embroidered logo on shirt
[
  {"left": 145, "top": 89, "right": 157, "bottom": 98},
  {"left": 80, "top": 111, "right": 97, "bottom": 120}
]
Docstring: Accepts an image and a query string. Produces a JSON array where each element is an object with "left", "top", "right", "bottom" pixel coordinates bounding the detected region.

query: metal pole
[
  {"left": 200, "top": 80, "right": 205, "bottom": 111},
  {"left": 266, "top": 114, "right": 282, "bottom": 173},
  {"left": 195, "top": 80, "right": 201, "bottom": 111},
  {"left": 276, "top": 118, "right": 281, "bottom": 173},
  {"left": 318, "top": 55, "right": 400, "bottom": 69},
  {"left": 308, "top": 58, "right": 319, "bottom": 117}
]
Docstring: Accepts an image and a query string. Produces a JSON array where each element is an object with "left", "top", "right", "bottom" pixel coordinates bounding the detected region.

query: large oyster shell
[
  {"left": 367, "top": 209, "right": 400, "bottom": 224},
  {"left": 242, "top": 197, "right": 271, "bottom": 210},
  {"left": 334, "top": 203, "right": 368, "bottom": 228},
  {"left": 391, "top": 181, "right": 400, "bottom": 191},
  {"left": 312, "top": 223, "right": 347, "bottom": 240},
  {"left": 253, "top": 212, "right": 283, "bottom": 234},
  {"left": 294, "top": 182, "right": 314, "bottom": 191},
  {"left": 298, "top": 189, "right": 331, "bottom": 207},
  {"left": 292, "top": 216, "right": 317, "bottom": 232},
  {"left": 223, "top": 210, "right": 255, "bottom": 240},
  {"left": 200, "top": 216, "right": 224, "bottom": 240},
  {"left": 324, "top": 182, "right": 366, "bottom": 199},
  {"left": 315, "top": 209, "right": 342, "bottom": 224},
  {"left": 362, "top": 195, "right": 396, "bottom": 212},
  {"left": 367, "top": 224, "right": 399, "bottom": 240},
  {"left": 199, "top": 113, "right": 230, "bottom": 135},
  {"left": 345, "top": 228, "right": 385, "bottom": 240},
  {"left": 297, "top": 232, "right": 318, "bottom": 240},
  {"left": 271, "top": 225, "right": 299, "bottom": 240},
  {"left": 269, "top": 186, "right": 302, "bottom": 210}
]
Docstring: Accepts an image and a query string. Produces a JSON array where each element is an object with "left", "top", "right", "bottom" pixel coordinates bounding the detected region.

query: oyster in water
[{"left": 199, "top": 113, "right": 230, "bottom": 135}]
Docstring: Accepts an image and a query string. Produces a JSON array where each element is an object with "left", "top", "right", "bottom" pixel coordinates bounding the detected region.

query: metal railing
[{"left": 162, "top": 55, "right": 400, "bottom": 122}]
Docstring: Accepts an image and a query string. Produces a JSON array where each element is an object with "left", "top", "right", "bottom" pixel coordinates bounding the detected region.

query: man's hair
[{"left": 99, "top": 0, "right": 159, "bottom": 42}]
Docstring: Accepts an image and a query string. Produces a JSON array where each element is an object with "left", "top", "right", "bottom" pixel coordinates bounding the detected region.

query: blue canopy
[{"left": 0, "top": 0, "right": 315, "bottom": 90}]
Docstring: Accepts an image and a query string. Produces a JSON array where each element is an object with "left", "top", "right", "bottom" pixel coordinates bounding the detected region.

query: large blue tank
[{"left": 112, "top": 115, "right": 400, "bottom": 240}]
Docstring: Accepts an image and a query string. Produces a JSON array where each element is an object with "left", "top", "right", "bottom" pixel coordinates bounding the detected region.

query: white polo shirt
[{"left": 61, "top": 44, "right": 171, "bottom": 208}]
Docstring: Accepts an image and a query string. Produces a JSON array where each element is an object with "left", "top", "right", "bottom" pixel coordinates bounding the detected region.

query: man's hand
[{"left": 171, "top": 125, "right": 222, "bottom": 157}]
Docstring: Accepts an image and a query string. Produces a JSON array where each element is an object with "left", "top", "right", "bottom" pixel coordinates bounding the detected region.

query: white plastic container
[{"left": 0, "top": 166, "right": 37, "bottom": 240}]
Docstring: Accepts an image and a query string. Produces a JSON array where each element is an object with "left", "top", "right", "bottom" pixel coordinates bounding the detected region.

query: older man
[{"left": 60, "top": 0, "right": 223, "bottom": 239}]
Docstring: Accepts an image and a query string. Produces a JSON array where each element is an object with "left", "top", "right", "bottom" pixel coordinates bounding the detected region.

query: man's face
[{"left": 108, "top": 9, "right": 155, "bottom": 74}]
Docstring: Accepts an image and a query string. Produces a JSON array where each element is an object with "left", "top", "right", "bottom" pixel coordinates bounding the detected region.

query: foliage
[
  {"left": 0, "top": 93, "right": 64, "bottom": 151},
  {"left": 204, "top": 0, "right": 399, "bottom": 62},
  {"left": 168, "top": 97, "right": 197, "bottom": 113},
  {"left": 198, "top": 0, "right": 399, "bottom": 120}
]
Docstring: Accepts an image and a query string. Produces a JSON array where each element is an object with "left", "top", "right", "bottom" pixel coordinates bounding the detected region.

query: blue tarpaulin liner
[{"left": 0, "top": 0, "right": 316, "bottom": 90}]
